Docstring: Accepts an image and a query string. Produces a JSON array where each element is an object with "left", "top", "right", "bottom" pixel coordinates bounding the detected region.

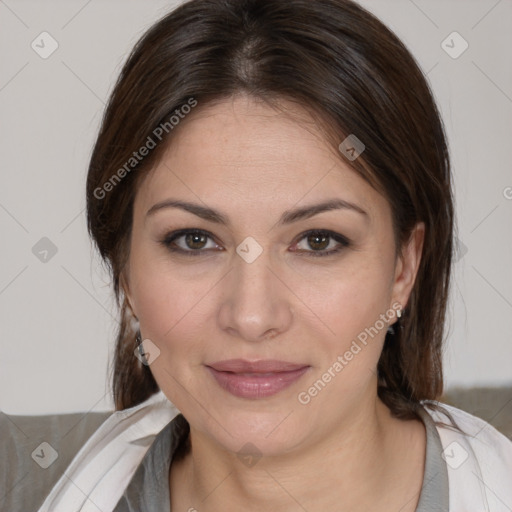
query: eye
[
  {"left": 160, "top": 228, "right": 350, "bottom": 258},
  {"left": 160, "top": 229, "right": 222, "bottom": 255},
  {"left": 291, "top": 230, "right": 350, "bottom": 257}
]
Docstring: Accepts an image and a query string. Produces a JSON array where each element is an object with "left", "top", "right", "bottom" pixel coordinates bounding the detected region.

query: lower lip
[{"left": 206, "top": 366, "right": 310, "bottom": 399}]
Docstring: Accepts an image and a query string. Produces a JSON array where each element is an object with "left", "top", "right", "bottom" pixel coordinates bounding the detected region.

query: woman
[{"left": 9, "top": 0, "right": 512, "bottom": 510}]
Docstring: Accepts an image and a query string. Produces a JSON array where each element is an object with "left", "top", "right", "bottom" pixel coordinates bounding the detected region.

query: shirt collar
[{"left": 114, "top": 402, "right": 449, "bottom": 511}]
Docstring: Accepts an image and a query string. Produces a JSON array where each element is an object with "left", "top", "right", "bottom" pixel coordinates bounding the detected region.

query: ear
[
  {"left": 391, "top": 222, "right": 425, "bottom": 317},
  {"left": 120, "top": 271, "right": 138, "bottom": 319}
]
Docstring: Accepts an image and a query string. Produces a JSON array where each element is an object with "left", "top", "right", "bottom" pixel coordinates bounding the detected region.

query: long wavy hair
[{"left": 86, "top": 0, "right": 460, "bottom": 429}]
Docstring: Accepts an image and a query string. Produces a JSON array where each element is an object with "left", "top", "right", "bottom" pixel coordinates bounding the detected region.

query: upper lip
[{"left": 206, "top": 359, "right": 308, "bottom": 373}]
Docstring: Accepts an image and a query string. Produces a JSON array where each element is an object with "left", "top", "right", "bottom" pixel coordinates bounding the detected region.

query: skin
[{"left": 123, "top": 95, "right": 426, "bottom": 512}]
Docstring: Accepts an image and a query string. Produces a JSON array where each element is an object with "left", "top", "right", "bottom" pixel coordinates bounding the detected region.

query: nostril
[{"left": 263, "top": 329, "right": 278, "bottom": 340}]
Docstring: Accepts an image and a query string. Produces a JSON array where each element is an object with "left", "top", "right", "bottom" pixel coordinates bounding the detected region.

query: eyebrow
[{"left": 146, "top": 198, "right": 368, "bottom": 226}]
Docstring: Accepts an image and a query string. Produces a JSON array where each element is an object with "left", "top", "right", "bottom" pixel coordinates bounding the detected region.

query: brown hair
[{"left": 86, "top": 0, "right": 460, "bottom": 429}]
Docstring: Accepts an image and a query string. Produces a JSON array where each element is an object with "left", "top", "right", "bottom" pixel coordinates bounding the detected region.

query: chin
[{"left": 195, "top": 407, "right": 309, "bottom": 458}]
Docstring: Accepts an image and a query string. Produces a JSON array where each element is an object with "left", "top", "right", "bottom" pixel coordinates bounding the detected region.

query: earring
[
  {"left": 387, "top": 307, "right": 403, "bottom": 335},
  {"left": 135, "top": 329, "right": 148, "bottom": 365}
]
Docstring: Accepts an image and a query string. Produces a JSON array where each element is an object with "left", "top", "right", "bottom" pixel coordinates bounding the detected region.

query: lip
[{"left": 205, "top": 359, "right": 310, "bottom": 399}]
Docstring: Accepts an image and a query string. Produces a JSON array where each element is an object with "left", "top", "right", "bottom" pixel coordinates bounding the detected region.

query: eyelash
[{"left": 159, "top": 229, "right": 350, "bottom": 258}]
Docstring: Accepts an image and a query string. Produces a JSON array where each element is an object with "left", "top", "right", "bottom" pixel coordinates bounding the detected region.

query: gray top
[
  {"left": 113, "top": 403, "right": 449, "bottom": 511},
  {"left": 0, "top": 403, "right": 449, "bottom": 511}
]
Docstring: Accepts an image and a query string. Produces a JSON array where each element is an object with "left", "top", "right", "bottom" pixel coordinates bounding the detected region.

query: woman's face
[{"left": 124, "top": 95, "right": 422, "bottom": 456}]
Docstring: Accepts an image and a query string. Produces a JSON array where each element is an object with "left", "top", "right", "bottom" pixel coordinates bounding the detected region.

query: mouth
[{"left": 205, "top": 359, "right": 310, "bottom": 399}]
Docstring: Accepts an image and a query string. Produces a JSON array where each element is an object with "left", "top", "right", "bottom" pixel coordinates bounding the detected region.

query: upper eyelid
[{"left": 166, "top": 228, "right": 221, "bottom": 245}]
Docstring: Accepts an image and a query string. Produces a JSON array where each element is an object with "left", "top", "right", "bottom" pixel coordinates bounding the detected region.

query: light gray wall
[{"left": 1, "top": 0, "right": 511, "bottom": 414}]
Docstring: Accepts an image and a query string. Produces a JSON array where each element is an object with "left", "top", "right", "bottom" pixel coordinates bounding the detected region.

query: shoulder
[
  {"left": 423, "top": 400, "right": 512, "bottom": 453},
  {"left": 0, "top": 409, "right": 112, "bottom": 512},
  {"left": 421, "top": 400, "right": 512, "bottom": 510},
  {"left": 36, "top": 391, "right": 181, "bottom": 512}
]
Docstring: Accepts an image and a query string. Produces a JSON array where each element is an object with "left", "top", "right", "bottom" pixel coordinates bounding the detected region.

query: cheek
[
  {"left": 133, "top": 269, "right": 207, "bottom": 349},
  {"left": 127, "top": 242, "right": 207, "bottom": 362},
  {"left": 129, "top": 233, "right": 206, "bottom": 331},
  {"left": 131, "top": 263, "right": 210, "bottom": 406},
  {"left": 293, "top": 255, "right": 393, "bottom": 338},
  {"left": 296, "top": 270, "right": 392, "bottom": 399},
  {"left": 291, "top": 259, "right": 395, "bottom": 403}
]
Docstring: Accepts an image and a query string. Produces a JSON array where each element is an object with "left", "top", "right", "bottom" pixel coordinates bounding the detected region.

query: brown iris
[
  {"left": 185, "top": 232, "right": 208, "bottom": 250},
  {"left": 307, "top": 233, "right": 330, "bottom": 251}
]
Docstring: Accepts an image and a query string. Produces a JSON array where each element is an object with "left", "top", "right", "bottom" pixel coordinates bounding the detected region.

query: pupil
[{"left": 309, "top": 234, "right": 329, "bottom": 250}]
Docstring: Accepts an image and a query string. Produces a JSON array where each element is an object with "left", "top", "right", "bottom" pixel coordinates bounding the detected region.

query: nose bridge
[
  {"left": 235, "top": 250, "right": 272, "bottom": 301},
  {"left": 218, "top": 244, "right": 293, "bottom": 342}
]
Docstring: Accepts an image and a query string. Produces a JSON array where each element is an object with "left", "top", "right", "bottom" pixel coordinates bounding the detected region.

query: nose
[{"left": 217, "top": 249, "right": 294, "bottom": 343}]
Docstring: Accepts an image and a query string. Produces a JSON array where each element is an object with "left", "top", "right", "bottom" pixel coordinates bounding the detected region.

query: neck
[{"left": 170, "top": 394, "right": 422, "bottom": 512}]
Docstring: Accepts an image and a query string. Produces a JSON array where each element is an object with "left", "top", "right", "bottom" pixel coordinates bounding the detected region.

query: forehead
[{"left": 134, "top": 96, "right": 387, "bottom": 220}]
